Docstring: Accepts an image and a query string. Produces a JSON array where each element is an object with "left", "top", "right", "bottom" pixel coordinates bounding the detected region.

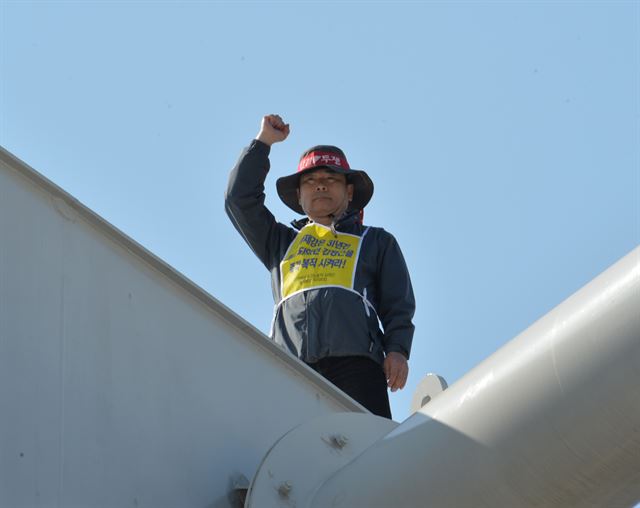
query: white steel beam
[
  {"left": 310, "top": 246, "right": 640, "bottom": 507},
  {"left": 247, "top": 247, "right": 640, "bottom": 507}
]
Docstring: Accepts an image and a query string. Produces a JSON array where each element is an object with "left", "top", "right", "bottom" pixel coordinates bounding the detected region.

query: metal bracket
[
  {"left": 244, "top": 413, "right": 397, "bottom": 507},
  {"left": 410, "top": 373, "right": 448, "bottom": 413}
]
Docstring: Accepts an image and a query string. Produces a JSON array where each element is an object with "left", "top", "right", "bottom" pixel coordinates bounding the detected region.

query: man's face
[{"left": 297, "top": 169, "right": 354, "bottom": 223}]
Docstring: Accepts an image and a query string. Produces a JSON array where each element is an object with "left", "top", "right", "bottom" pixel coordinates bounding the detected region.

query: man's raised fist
[{"left": 256, "top": 114, "right": 290, "bottom": 146}]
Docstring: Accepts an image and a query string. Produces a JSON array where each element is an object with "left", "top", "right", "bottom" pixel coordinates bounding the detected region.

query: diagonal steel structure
[{"left": 248, "top": 246, "right": 640, "bottom": 507}]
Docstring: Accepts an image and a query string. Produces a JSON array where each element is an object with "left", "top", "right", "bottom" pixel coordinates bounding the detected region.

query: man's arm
[
  {"left": 377, "top": 232, "right": 416, "bottom": 392},
  {"left": 224, "top": 115, "right": 291, "bottom": 269}
]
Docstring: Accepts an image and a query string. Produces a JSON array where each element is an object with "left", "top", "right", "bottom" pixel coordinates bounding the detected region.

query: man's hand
[
  {"left": 256, "top": 114, "right": 290, "bottom": 146},
  {"left": 384, "top": 352, "right": 409, "bottom": 392}
]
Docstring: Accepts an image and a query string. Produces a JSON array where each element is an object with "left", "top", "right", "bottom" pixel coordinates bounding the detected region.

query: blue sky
[{"left": 1, "top": 1, "right": 638, "bottom": 422}]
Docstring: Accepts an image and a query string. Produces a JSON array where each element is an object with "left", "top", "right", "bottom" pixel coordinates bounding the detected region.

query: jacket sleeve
[
  {"left": 224, "top": 140, "right": 291, "bottom": 270},
  {"left": 376, "top": 232, "right": 416, "bottom": 359}
]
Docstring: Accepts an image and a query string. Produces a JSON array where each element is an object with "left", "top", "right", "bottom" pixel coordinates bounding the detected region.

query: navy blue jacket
[{"left": 225, "top": 139, "right": 415, "bottom": 364}]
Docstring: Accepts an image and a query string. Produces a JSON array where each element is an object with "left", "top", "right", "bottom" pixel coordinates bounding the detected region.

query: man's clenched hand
[
  {"left": 384, "top": 352, "right": 409, "bottom": 392},
  {"left": 256, "top": 114, "right": 290, "bottom": 146}
]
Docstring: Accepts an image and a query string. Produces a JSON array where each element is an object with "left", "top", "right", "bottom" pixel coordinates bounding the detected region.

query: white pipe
[{"left": 311, "top": 247, "right": 640, "bottom": 507}]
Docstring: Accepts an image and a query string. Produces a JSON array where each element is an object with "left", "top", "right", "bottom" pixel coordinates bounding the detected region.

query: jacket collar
[{"left": 290, "top": 210, "right": 362, "bottom": 232}]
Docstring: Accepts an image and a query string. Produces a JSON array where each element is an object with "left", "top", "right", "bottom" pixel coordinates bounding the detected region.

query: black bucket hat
[{"left": 276, "top": 145, "right": 374, "bottom": 215}]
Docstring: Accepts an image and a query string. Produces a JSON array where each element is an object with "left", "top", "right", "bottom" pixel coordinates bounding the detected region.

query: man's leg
[{"left": 310, "top": 356, "right": 392, "bottom": 419}]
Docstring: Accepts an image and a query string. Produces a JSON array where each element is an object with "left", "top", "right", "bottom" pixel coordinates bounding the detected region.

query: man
[{"left": 225, "top": 114, "right": 415, "bottom": 419}]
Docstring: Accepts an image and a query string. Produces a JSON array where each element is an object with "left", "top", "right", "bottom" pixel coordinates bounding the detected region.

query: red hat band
[{"left": 297, "top": 151, "right": 350, "bottom": 172}]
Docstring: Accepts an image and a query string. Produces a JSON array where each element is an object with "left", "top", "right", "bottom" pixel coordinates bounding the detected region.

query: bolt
[
  {"left": 278, "top": 481, "right": 292, "bottom": 498},
  {"left": 331, "top": 434, "right": 348, "bottom": 449}
]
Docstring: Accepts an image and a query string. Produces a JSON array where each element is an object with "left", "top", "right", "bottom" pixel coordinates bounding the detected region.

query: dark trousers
[{"left": 308, "top": 356, "right": 392, "bottom": 419}]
